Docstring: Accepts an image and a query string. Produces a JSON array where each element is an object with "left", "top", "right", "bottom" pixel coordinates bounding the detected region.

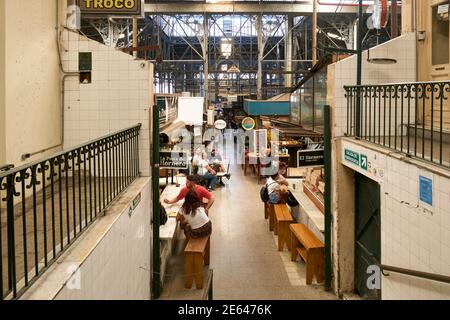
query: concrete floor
[{"left": 159, "top": 165, "right": 337, "bottom": 300}]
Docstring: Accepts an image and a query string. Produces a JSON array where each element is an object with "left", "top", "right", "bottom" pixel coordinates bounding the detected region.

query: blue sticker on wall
[{"left": 419, "top": 176, "right": 433, "bottom": 206}]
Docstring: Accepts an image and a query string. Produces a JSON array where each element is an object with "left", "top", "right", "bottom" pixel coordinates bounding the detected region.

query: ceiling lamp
[{"left": 227, "top": 65, "right": 241, "bottom": 73}]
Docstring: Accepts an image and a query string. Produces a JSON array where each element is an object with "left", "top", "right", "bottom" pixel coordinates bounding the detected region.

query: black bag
[
  {"left": 260, "top": 182, "right": 277, "bottom": 203},
  {"left": 286, "top": 191, "right": 299, "bottom": 207},
  {"left": 260, "top": 186, "right": 269, "bottom": 202},
  {"left": 160, "top": 205, "right": 168, "bottom": 226}
]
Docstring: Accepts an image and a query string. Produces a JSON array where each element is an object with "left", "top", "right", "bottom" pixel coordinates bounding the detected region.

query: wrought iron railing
[
  {"left": 345, "top": 81, "right": 450, "bottom": 168},
  {"left": 0, "top": 124, "right": 142, "bottom": 300}
]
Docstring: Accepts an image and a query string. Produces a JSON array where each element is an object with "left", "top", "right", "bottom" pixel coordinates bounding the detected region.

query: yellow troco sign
[{"left": 78, "top": 0, "right": 143, "bottom": 16}]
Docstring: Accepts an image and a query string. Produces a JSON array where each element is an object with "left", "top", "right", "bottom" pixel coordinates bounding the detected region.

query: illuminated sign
[
  {"left": 242, "top": 117, "right": 256, "bottom": 131},
  {"left": 77, "top": 0, "right": 143, "bottom": 16}
]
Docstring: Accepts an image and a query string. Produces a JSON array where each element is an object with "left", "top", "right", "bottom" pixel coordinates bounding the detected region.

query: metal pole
[
  {"left": 323, "top": 105, "right": 332, "bottom": 291},
  {"left": 133, "top": 17, "right": 138, "bottom": 58},
  {"left": 285, "top": 15, "right": 293, "bottom": 90},
  {"left": 152, "top": 105, "right": 161, "bottom": 299},
  {"left": 391, "top": 0, "right": 398, "bottom": 39},
  {"left": 312, "top": 0, "right": 318, "bottom": 66},
  {"left": 203, "top": 14, "right": 209, "bottom": 109},
  {"left": 257, "top": 14, "right": 264, "bottom": 100},
  {"left": 355, "top": 0, "right": 363, "bottom": 138}
]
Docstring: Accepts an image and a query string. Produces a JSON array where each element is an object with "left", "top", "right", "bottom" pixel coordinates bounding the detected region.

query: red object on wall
[{"left": 380, "top": 0, "right": 389, "bottom": 28}]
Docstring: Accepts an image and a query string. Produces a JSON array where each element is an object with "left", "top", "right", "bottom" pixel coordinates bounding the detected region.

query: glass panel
[
  {"left": 432, "top": 4, "right": 449, "bottom": 66},
  {"left": 313, "top": 68, "right": 327, "bottom": 134},
  {"left": 300, "top": 80, "right": 314, "bottom": 131}
]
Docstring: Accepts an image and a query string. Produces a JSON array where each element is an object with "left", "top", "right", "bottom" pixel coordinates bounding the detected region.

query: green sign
[
  {"left": 360, "top": 154, "right": 368, "bottom": 171},
  {"left": 344, "top": 149, "right": 360, "bottom": 166},
  {"left": 128, "top": 193, "right": 141, "bottom": 217}
]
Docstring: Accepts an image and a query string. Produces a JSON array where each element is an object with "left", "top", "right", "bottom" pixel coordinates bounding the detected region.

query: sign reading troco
[{"left": 78, "top": 0, "right": 143, "bottom": 16}]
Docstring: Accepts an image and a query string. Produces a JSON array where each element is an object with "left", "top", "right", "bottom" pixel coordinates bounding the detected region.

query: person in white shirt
[
  {"left": 266, "top": 163, "right": 289, "bottom": 204},
  {"left": 177, "top": 188, "right": 212, "bottom": 239},
  {"left": 198, "top": 152, "right": 218, "bottom": 191}
]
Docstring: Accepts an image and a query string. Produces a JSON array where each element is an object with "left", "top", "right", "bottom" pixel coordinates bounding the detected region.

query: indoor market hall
[{"left": 1, "top": 0, "right": 449, "bottom": 302}]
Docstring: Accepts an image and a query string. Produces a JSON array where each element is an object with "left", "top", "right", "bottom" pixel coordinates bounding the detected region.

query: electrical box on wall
[{"left": 79, "top": 52, "right": 92, "bottom": 84}]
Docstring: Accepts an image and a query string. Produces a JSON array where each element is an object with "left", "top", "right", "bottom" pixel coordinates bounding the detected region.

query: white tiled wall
[
  {"left": 329, "top": 33, "right": 417, "bottom": 138},
  {"left": 61, "top": 30, "right": 151, "bottom": 176},
  {"left": 340, "top": 139, "right": 450, "bottom": 300},
  {"left": 55, "top": 179, "right": 152, "bottom": 300}
]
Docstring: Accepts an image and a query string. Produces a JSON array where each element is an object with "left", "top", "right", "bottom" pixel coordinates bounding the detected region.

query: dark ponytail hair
[{"left": 181, "top": 189, "right": 203, "bottom": 217}]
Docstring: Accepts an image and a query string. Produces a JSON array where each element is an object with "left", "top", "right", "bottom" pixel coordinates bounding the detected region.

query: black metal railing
[
  {"left": 0, "top": 124, "right": 142, "bottom": 300},
  {"left": 345, "top": 81, "right": 450, "bottom": 167}
]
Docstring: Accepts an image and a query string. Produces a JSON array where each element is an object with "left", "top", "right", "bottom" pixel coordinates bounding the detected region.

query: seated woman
[
  {"left": 266, "top": 163, "right": 289, "bottom": 204},
  {"left": 177, "top": 189, "right": 212, "bottom": 239}
]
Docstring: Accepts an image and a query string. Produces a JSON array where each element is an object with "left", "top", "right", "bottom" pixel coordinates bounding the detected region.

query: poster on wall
[{"left": 419, "top": 175, "right": 433, "bottom": 207}]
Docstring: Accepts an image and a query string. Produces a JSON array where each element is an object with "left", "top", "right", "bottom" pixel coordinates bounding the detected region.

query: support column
[
  {"left": 391, "top": 0, "right": 398, "bottom": 38},
  {"left": 133, "top": 17, "right": 138, "bottom": 58},
  {"left": 285, "top": 15, "right": 293, "bottom": 90},
  {"left": 312, "top": 0, "right": 318, "bottom": 66},
  {"left": 256, "top": 14, "right": 264, "bottom": 100},
  {"left": 203, "top": 14, "right": 209, "bottom": 109}
]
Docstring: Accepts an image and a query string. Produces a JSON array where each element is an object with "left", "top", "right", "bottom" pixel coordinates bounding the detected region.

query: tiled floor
[{"left": 160, "top": 165, "right": 337, "bottom": 300}]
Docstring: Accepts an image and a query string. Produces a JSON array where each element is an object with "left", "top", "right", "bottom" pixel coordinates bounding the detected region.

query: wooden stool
[
  {"left": 184, "top": 236, "right": 210, "bottom": 289},
  {"left": 289, "top": 224, "right": 324, "bottom": 285}
]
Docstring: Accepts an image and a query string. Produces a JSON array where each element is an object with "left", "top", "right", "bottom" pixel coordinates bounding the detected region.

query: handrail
[
  {"left": 202, "top": 269, "right": 214, "bottom": 300},
  {"left": 0, "top": 124, "right": 142, "bottom": 300},
  {"left": 0, "top": 124, "right": 142, "bottom": 179},
  {"left": 380, "top": 264, "right": 450, "bottom": 285},
  {"left": 344, "top": 80, "right": 450, "bottom": 88},
  {"left": 344, "top": 81, "right": 450, "bottom": 168}
]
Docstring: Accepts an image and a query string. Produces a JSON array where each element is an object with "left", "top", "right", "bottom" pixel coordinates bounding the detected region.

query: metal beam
[
  {"left": 285, "top": 15, "right": 293, "bottom": 88},
  {"left": 145, "top": 3, "right": 359, "bottom": 14},
  {"left": 256, "top": 14, "right": 263, "bottom": 100}
]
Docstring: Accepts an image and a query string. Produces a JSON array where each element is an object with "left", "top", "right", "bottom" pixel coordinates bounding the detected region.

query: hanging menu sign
[
  {"left": 297, "top": 149, "right": 324, "bottom": 168},
  {"left": 77, "top": 0, "right": 143, "bottom": 16},
  {"left": 160, "top": 152, "right": 188, "bottom": 170}
]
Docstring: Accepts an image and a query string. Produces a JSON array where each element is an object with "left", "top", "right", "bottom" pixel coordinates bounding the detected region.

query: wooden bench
[
  {"left": 289, "top": 223, "right": 324, "bottom": 285},
  {"left": 184, "top": 236, "right": 211, "bottom": 289},
  {"left": 273, "top": 204, "right": 294, "bottom": 251}
]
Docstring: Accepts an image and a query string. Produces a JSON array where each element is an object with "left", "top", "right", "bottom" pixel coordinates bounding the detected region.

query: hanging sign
[
  {"left": 297, "top": 149, "right": 324, "bottom": 168},
  {"left": 242, "top": 117, "right": 256, "bottom": 131},
  {"left": 77, "top": 0, "right": 143, "bottom": 16},
  {"left": 160, "top": 152, "right": 188, "bottom": 170},
  {"left": 214, "top": 120, "right": 227, "bottom": 130}
]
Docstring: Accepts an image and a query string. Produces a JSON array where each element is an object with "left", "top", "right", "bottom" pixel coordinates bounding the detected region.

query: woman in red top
[{"left": 163, "top": 175, "right": 215, "bottom": 214}]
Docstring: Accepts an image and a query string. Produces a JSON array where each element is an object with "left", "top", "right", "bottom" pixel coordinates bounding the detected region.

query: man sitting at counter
[{"left": 163, "top": 175, "right": 215, "bottom": 214}]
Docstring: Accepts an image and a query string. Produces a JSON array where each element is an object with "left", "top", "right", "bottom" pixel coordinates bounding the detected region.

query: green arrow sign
[{"left": 360, "top": 155, "right": 368, "bottom": 171}]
